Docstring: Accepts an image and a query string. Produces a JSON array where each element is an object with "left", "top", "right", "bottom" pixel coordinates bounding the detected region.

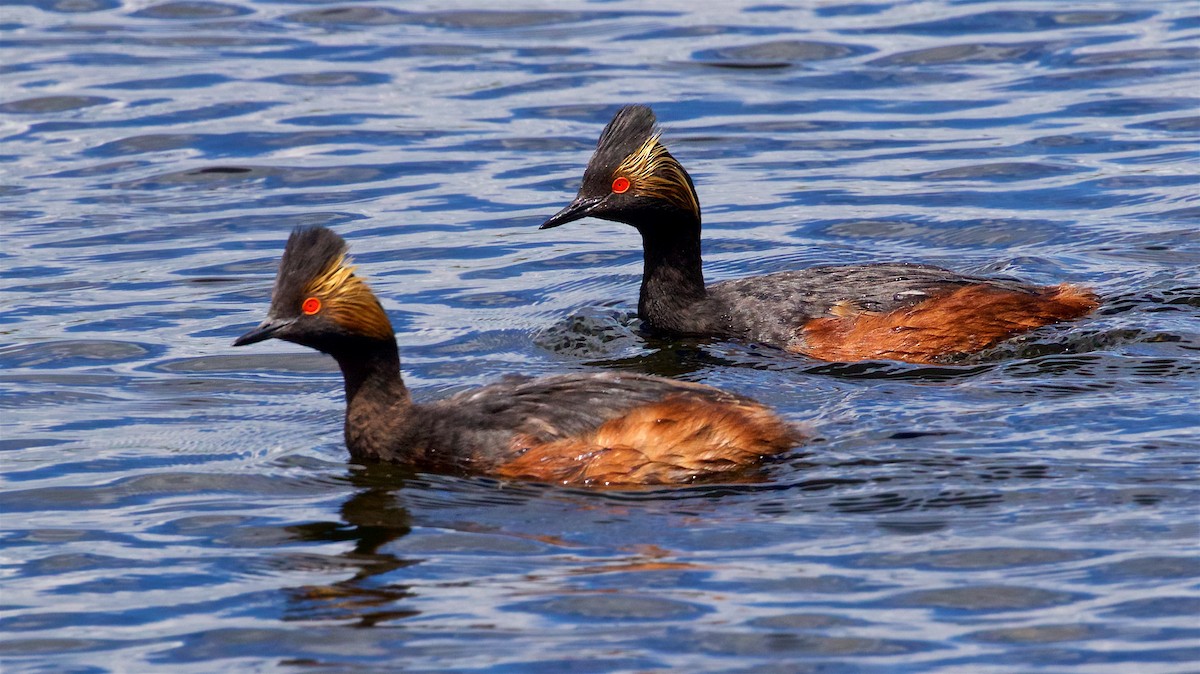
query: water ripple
[{"left": 1, "top": 1, "right": 1197, "bottom": 672}]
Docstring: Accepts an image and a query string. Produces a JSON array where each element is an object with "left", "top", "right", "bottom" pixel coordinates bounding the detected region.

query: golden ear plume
[
  {"left": 615, "top": 134, "right": 700, "bottom": 218},
  {"left": 304, "top": 255, "right": 393, "bottom": 341}
]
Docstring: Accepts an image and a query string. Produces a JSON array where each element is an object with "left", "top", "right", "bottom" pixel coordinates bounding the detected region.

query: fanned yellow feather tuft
[
  {"left": 304, "top": 254, "right": 393, "bottom": 341},
  {"left": 615, "top": 133, "right": 700, "bottom": 219}
]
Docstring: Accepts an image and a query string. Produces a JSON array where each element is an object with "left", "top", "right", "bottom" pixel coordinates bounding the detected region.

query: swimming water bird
[
  {"left": 232, "top": 226, "right": 801, "bottom": 487},
  {"left": 541, "top": 105, "right": 1099, "bottom": 364}
]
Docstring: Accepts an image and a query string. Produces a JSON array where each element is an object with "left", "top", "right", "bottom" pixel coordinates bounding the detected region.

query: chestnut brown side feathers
[
  {"left": 795, "top": 283, "right": 1099, "bottom": 364},
  {"left": 496, "top": 395, "right": 801, "bottom": 486}
]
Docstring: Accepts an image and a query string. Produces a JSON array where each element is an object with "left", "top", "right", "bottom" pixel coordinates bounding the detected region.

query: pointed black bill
[
  {"left": 232, "top": 317, "right": 293, "bottom": 346},
  {"left": 540, "top": 196, "right": 604, "bottom": 230}
]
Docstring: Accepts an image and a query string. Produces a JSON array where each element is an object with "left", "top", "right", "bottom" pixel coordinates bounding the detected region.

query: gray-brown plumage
[
  {"left": 541, "top": 105, "right": 1098, "bottom": 364},
  {"left": 233, "top": 226, "right": 800, "bottom": 486}
]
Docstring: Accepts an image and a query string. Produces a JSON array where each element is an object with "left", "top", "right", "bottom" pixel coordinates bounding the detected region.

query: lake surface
[{"left": 2, "top": 0, "right": 1198, "bottom": 672}]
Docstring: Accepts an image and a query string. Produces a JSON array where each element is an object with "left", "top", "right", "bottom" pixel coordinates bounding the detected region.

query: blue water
[{"left": 2, "top": 1, "right": 1198, "bottom": 672}]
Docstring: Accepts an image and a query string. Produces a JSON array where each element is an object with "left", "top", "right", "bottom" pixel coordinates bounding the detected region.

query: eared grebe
[
  {"left": 233, "top": 226, "right": 801, "bottom": 487},
  {"left": 541, "top": 105, "right": 1098, "bottom": 364}
]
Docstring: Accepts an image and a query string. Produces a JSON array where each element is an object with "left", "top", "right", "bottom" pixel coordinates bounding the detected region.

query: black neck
[
  {"left": 636, "top": 212, "right": 707, "bottom": 330},
  {"left": 331, "top": 338, "right": 412, "bottom": 461}
]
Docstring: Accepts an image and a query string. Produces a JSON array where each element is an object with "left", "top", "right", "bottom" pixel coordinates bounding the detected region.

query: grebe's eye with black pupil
[
  {"left": 611, "top": 176, "right": 630, "bottom": 194},
  {"left": 302, "top": 297, "right": 321, "bottom": 315}
]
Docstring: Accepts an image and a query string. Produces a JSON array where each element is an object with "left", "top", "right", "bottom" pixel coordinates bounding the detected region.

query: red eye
[
  {"left": 302, "top": 297, "right": 321, "bottom": 315},
  {"left": 611, "top": 176, "right": 630, "bottom": 194}
]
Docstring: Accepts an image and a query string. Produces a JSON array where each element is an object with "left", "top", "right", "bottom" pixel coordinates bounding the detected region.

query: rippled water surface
[{"left": 2, "top": 0, "right": 1199, "bottom": 671}]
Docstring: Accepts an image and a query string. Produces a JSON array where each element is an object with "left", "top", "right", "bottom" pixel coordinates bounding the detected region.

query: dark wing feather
[
  {"left": 434, "top": 371, "right": 746, "bottom": 443},
  {"left": 709, "top": 263, "right": 1041, "bottom": 347},
  {"left": 402, "top": 372, "right": 798, "bottom": 483}
]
